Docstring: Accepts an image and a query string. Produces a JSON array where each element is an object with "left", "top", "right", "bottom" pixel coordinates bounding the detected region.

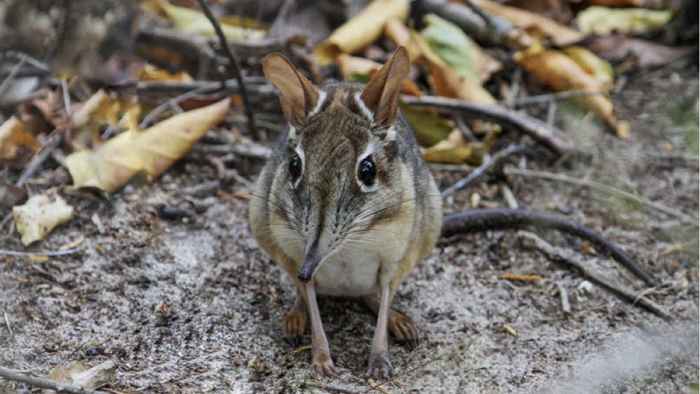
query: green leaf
[
  {"left": 421, "top": 14, "right": 479, "bottom": 81},
  {"left": 400, "top": 103, "right": 453, "bottom": 147}
]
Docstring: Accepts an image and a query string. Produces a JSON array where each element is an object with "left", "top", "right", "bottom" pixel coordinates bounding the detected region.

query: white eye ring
[{"left": 356, "top": 143, "right": 378, "bottom": 193}]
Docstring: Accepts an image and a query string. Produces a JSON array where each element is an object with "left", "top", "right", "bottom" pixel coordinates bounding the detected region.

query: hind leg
[
  {"left": 363, "top": 295, "right": 419, "bottom": 347},
  {"left": 283, "top": 287, "right": 307, "bottom": 346}
]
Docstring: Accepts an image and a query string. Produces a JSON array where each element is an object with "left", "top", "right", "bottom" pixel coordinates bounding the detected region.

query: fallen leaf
[
  {"left": 400, "top": 104, "right": 453, "bottom": 147},
  {"left": 147, "top": 0, "right": 266, "bottom": 42},
  {"left": 585, "top": 34, "right": 694, "bottom": 68},
  {"left": 515, "top": 47, "right": 629, "bottom": 138},
  {"left": 423, "top": 130, "right": 485, "bottom": 164},
  {"left": 499, "top": 273, "right": 544, "bottom": 282},
  {"left": 503, "top": 324, "right": 518, "bottom": 336},
  {"left": 413, "top": 31, "right": 496, "bottom": 104},
  {"left": 49, "top": 360, "right": 116, "bottom": 390},
  {"left": 505, "top": 0, "right": 573, "bottom": 24},
  {"left": 65, "top": 98, "right": 230, "bottom": 192},
  {"left": 575, "top": 6, "right": 673, "bottom": 35},
  {"left": 421, "top": 14, "right": 501, "bottom": 83},
  {"left": 0, "top": 116, "right": 40, "bottom": 165},
  {"left": 384, "top": 18, "right": 421, "bottom": 61},
  {"left": 13, "top": 192, "right": 74, "bottom": 246},
  {"left": 314, "top": 0, "right": 409, "bottom": 65},
  {"left": 336, "top": 54, "right": 422, "bottom": 95},
  {"left": 587, "top": 0, "right": 667, "bottom": 6},
  {"left": 563, "top": 46, "right": 614, "bottom": 91},
  {"left": 137, "top": 63, "right": 193, "bottom": 82},
  {"left": 471, "top": 0, "right": 585, "bottom": 46}
]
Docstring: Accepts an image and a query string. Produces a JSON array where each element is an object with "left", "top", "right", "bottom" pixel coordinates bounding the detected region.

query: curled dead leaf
[
  {"left": 515, "top": 47, "right": 629, "bottom": 138},
  {"left": 65, "top": 98, "right": 230, "bottom": 193},
  {"left": 13, "top": 192, "right": 74, "bottom": 246},
  {"left": 337, "top": 54, "right": 422, "bottom": 95},
  {"left": 563, "top": 46, "right": 614, "bottom": 91},
  {"left": 575, "top": 6, "right": 673, "bottom": 35},
  {"left": 423, "top": 130, "right": 485, "bottom": 164},
  {"left": 0, "top": 116, "right": 40, "bottom": 165},
  {"left": 314, "top": 0, "right": 409, "bottom": 65},
  {"left": 471, "top": 0, "right": 585, "bottom": 46}
]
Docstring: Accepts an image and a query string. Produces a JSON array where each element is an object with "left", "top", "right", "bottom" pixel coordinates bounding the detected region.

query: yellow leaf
[
  {"left": 138, "top": 64, "right": 193, "bottom": 82},
  {"left": 65, "top": 98, "right": 230, "bottom": 192},
  {"left": 563, "top": 47, "right": 614, "bottom": 92},
  {"left": 576, "top": 6, "right": 673, "bottom": 36},
  {"left": 149, "top": 0, "right": 266, "bottom": 42},
  {"left": 471, "top": 0, "right": 584, "bottom": 47},
  {"left": 423, "top": 130, "right": 484, "bottom": 164},
  {"left": 337, "top": 54, "right": 382, "bottom": 81},
  {"left": 314, "top": 0, "right": 409, "bottom": 65},
  {"left": 515, "top": 48, "right": 629, "bottom": 138},
  {"left": 13, "top": 192, "right": 74, "bottom": 246},
  {"left": 400, "top": 104, "right": 453, "bottom": 147},
  {"left": 384, "top": 18, "right": 421, "bottom": 62},
  {"left": 0, "top": 117, "right": 40, "bottom": 163}
]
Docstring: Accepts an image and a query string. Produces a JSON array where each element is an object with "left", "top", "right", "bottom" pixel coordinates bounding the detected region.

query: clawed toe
[
  {"left": 367, "top": 352, "right": 393, "bottom": 379},
  {"left": 312, "top": 352, "right": 337, "bottom": 377},
  {"left": 283, "top": 309, "right": 307, "bottom": 346}
]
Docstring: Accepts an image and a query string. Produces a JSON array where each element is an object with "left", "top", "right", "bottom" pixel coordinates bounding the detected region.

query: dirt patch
[{"left": 1, "top": 63, "right": 698, "bottom": 393}]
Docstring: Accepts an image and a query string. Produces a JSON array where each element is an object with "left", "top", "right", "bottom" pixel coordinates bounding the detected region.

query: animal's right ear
[{"left": 262, "top": 53, "right": 320, "bottom": 128}]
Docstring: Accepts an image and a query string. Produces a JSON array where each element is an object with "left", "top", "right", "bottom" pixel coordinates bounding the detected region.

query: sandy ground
[{"left": 1, "top": 62, "right": 698, "bottom": 393}]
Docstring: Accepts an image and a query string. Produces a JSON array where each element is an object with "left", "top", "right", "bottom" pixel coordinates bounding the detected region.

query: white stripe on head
[
  {"left": 354, "top": 91, "right": 374, "bottom": 122},
  {"left": 309, "top": 89, "right": 327, "bottom": 117},
  {"left": 288, "top": 125, "right": 297, "bottom": 140}
]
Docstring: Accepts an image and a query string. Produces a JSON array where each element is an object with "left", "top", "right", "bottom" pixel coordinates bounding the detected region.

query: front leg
[
  {"left": 304, "top": 282, "right": 337, "bottom": 377},
  {"left": 367, "top": 283, "right": 393, "bottom": 379}
]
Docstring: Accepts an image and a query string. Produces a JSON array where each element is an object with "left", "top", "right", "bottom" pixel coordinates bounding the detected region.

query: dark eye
[
  {"left": 289, "top": 153, "right": 302, "bottom": 182},
  {"left": 358, "top": 156, "right": 376, "bottom": 187}
]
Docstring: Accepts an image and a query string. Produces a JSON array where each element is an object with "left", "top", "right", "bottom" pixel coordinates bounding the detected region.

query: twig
[
  {"left": 0, "top": 248, "right": 82, "bottom": 257},
  {"left": 402, "top": 95, "right": 574, "bottom": 156},
  {"left": 504, "top": 167, "right": 699, "bottom": 226},
  {"left": 441, "top": 144, "right": 526, "bottom": 198},
  {"left": 196, "top": 0, "right": 258, "bottom": 139},
  {"left": 15, "top": 132, "right": 62, "bottom": 187},
  {"left": 0, "top": 55, "right": 27, "bottom": 97},
  {"left": 3, "top": 311, "right": 13, "bottom": 339},
  {"left": 509, "top": 90, "right": 602, "bottom": 106},
  {"left": 518, "top": 231, "right": 672, "bottom": 322},
  {"left": 501, "top": 185, "right": 519, "bottom": 209},
  {"left": 139, "top": 86, "right": 215, "bottom": 129},
  {"left": 0, "top": 366, "right": 106, "bottom": 394},
  {"left": 441, "top": 208, "right": 657, "bottom": 286}
]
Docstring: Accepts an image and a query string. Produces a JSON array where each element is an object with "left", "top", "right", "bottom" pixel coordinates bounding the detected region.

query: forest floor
[{"left": 1, "top": 60, "right": 698, "bottom": 393}]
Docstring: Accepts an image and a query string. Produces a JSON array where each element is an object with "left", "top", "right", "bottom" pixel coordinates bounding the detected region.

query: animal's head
[{"left": 262, "top": 47, "right": 415, "bottom": 282}]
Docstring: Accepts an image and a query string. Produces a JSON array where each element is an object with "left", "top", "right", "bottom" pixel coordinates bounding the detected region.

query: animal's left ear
[{"left": 360, "top": 47, "right": 410, "bottom": 129}]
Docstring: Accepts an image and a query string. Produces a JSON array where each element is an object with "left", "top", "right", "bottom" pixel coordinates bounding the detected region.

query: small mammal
[{"left": 249, "top": 47, "right": 442, "bottom": 378}]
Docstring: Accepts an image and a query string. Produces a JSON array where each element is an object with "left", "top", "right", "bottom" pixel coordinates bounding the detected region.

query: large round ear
[
  {"left": 359, "top": 47, "right": 410, "bottom": 129},
  {"left": 262, "top": 53, "right": 320, "bottom": 127}
]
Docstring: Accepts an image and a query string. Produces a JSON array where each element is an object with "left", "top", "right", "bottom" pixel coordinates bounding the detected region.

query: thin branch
[
  {"left": 0, "top": 55, "right": 27, "bottom": 97},
  {"left": 441, "top": 208, "right": 657, "bottom": 286},
  {"left": 0, "top": 366, "right": 106, "bottom": 394},
  {"left": 15, "top": 132, "right": 62, "bottom": 187},
  {"left": 508, "top": 90, "right": 602, "bottom": 106},
  {"left": 0, "top": 248, "right": 82, "bottom": 257},
  {"left": 195, "top": 0, "right": 258, "bottom": 138},
  {"left": 518, "top": 231, "right": 672, "bottom": 322},
  {"left": 139, "top": 86, "right": 215, "bottom": 129},
  {"left": 441, "top": 144, "right": 526, "bottom": 198},
  {"left": 402, "top": 95, "right": 574, "bottom": 156},
  {"left": 504, "top": 167, "right": 699, "bottom": 226}
]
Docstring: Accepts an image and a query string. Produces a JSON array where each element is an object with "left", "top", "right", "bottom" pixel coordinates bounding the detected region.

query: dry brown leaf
[
  {"left": 423, "top": 130, "right": 485, "bottom": 164},
  {"left": 0, "top": 116, "right": 40, "bottom": 165},
  {"left": 137, "top": 63, "right": 193, "bottom": 82},
  {"left": 65, "top": 98, "right": 229, "bottom": 192},
  {"left": 471, "top": 0, "right": 585, "bottom": 46},
  {"left": 336, "top": 54, "right": 422, "bottom": 95},
  {"left": 505, "top": 0, "right": 573, "bottom": 24},
  {"left": 585, "top": 34, "right": 694, "bottom": 68},
  {"left": 314, "top": 0, "right": 409, "bottom": 65},
  {"left": 587, "top": 0, "right": 667, "bottom": 6},
  {"left": 515, "top": 47, "right": 629, "bottom": 138},
  {"left": 575, "top": 6, "right": 672, "bottom": 35},
  {"left": 384, "top": 18, "right": 421, "bottom": 61},
  {"left": 563, "top": 46, "right": 614, "bottom": 91},
  {"left": 13, "top": 191, "right": 74, "bottom": 246}
]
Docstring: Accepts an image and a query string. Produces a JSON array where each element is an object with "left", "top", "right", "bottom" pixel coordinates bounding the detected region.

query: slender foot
[
  {"left": 305, "top": 282, "right": 337, "bottom": 377},
  {"left": 283, "top": 295, "right": 307, "bottom": 347},
  {"left": 367, "top": 351, "right": 393, "bottom": 379},
  {"left": 368, "top": 284, "right": 392, "bottom": 379}
]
